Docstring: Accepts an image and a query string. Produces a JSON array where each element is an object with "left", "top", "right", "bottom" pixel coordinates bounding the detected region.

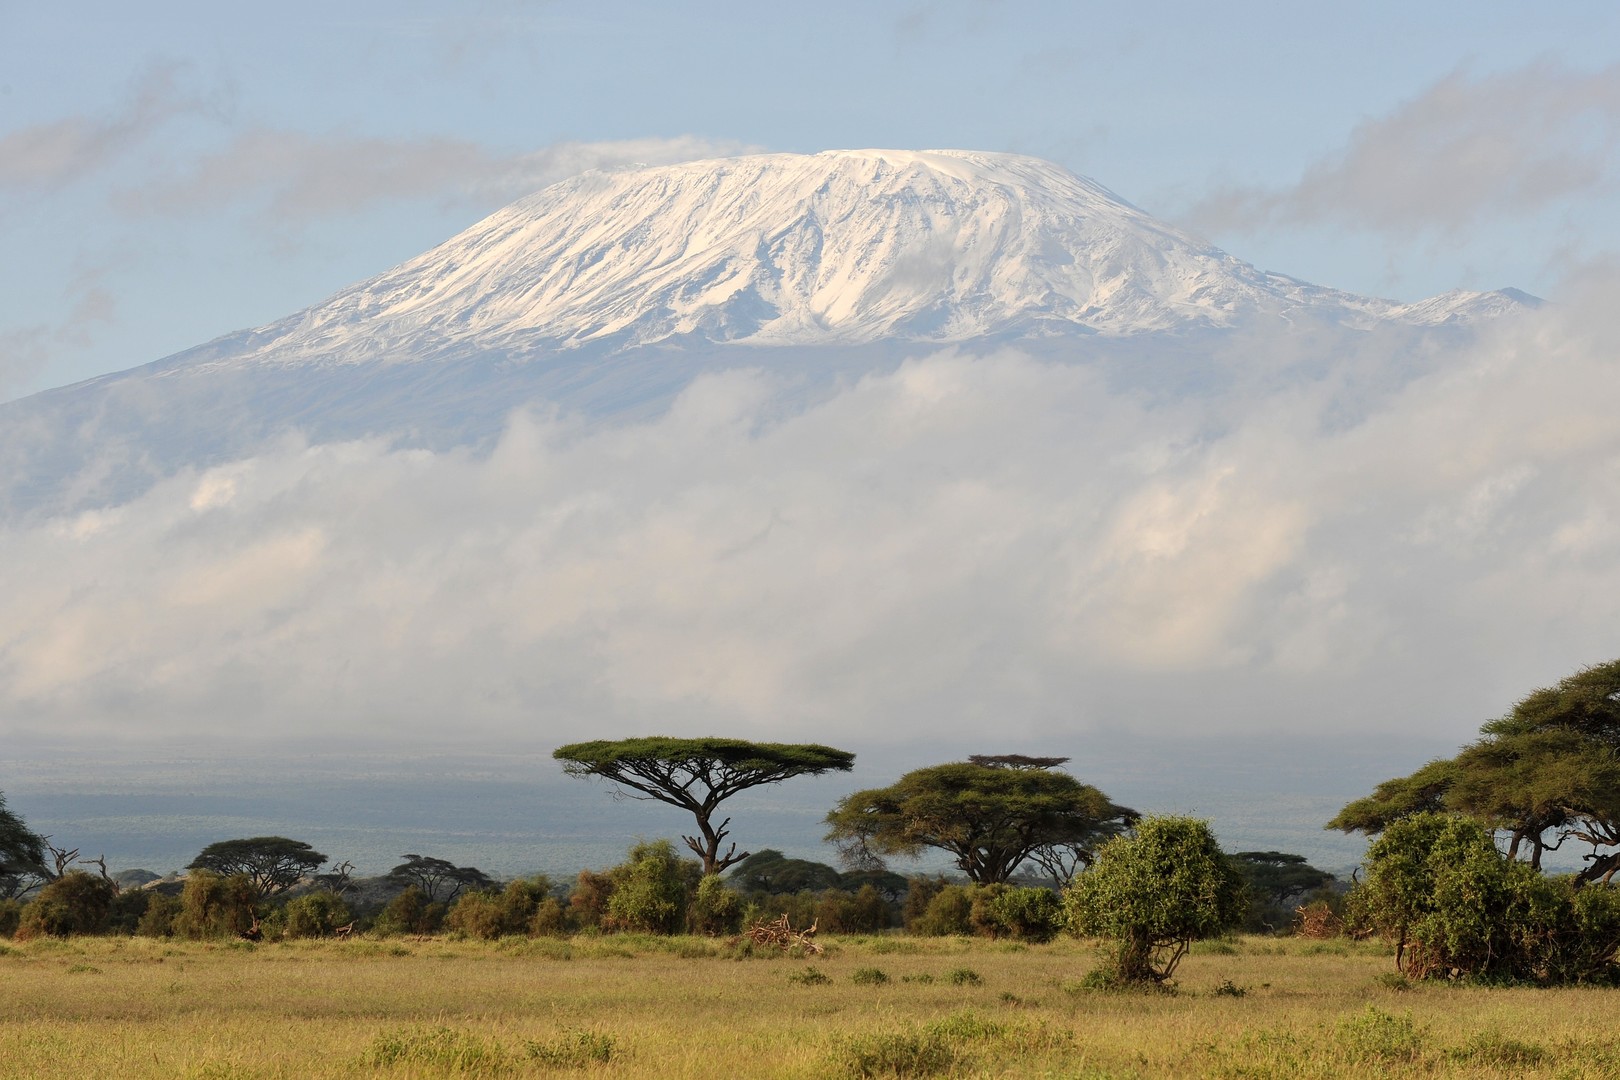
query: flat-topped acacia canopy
[{"left": 552, "top": 737, "right": 856, "bottom": 875}]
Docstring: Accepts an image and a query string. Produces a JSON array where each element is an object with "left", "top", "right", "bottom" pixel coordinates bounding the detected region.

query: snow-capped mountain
[
  {"left": 3, "top": 149, "right": 1536, "bottom": 517},
  {"left": 173, "top": 149, "right": 1523, "bottom": 374}
]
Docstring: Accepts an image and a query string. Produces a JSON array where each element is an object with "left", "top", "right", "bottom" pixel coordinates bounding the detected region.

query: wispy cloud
[
  {"left": 0, "top": 265, "right": 117, "bottom": 400},
  {"left": 1189, "top": 61, "right": 1620, "bottom": 236},
  {"left": 116, "top": 134, "right": 758, "bottom": 224},
  {"left": 0, "top": 64, "right": 221, "bottom": 194}
]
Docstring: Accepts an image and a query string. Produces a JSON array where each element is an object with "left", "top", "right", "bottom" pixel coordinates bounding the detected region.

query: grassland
[{"left": 2, "top": 932, "right": 1618, "bottom": 1078}]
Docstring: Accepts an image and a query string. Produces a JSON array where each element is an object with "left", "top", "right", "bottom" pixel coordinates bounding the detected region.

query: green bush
[
  {"left": 173, "top": 870, "right": 260, "bottom": 939},
  {"left": 445, "top": 890, "right": 505, "bottom": 940},
  {"left": 106, "top": 888, "right": 154, "bottom": 934},
  {"left": 911, "top": 884, "right": 974, "bottom": 936},
  {"left": 901, "top": 875, "right": 948, "bottom": 929},
  {"left": 16, "top": 871, "right": 118, "bottom": 939},
  {"left": 444, "top": 877, "right": 559, "bottom": 940},
  {"left": 373, "top": 886, "right": 444, "bottom": 937},
  {"left": 0, "top": 898, "right": 22, "bottom": 938},
  {"left": 135, "top": 894, "right": 180, "bottom": 938},
  {"left": 1065, "top": 816, "right": 1247, "bottom": 983},
  {"left": 604, "top": 840, "right": 696, "bottom": 935},
  {"left": 972, "top": 884, "right": 1062, "bottom": 942},
  {"left": 816, "top": 884, "right": 891, "bottom": 933},
  {"left": 527, "top": 895, "right": 570, "bottom": 937},
  {"left": 567, "top": 869, "right": 614, "bottom": 931},
  {"left": 283, "top": 891, "right": 352, "bottom": 939},
  {"left": 688, "top": 874, "right": 742, "bottom": 935},
  {"left": 1350, "top": 812, "right": 1620, "bottom": 983}
]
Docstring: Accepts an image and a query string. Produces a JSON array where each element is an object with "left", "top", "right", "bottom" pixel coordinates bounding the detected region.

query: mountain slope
[
  {"left": 3, "top": 149, "right": 1538, "bottom": 518},
  {"left": 174, "top": 149, "right": 1527, "bottom": 374}
]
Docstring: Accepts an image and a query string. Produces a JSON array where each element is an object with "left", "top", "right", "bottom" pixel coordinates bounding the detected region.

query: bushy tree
[
  {"left": 568, "top": 869, "right": 615, "bottom": 932},
  {"left": 445, "top": 877, "right": 559, "bottom": 940},
  {"left": 554, "top": 738, "right": 855, "bottom": 874},
  {"left": 909, "top": 884, "right": 975, "bottom": 936},
  {"left": 15, "top": 871, "right": 117, "bottom": 939},
  {"left": 373, "top": 885, "right": 445, "bottom": 937},
  {"left": 825, "top": 758, "right": 1136, "bottom": 884},
  {"left": 972, "top": 884, "right": 1064, "bottom": 943},
  {"left": 283, "top": 892, "right": 353, "bottom": 939},
  {"left": 1332, "top": 659, "right": 1620, "bottom": 883},
  {"left": 187, "top": 837, "right": 327, "bottom": 899},
  {"left": 1349, "top": 811, "right": 1620, "bottom": 983},
  {"left": 1065, "top": 816, "right": 1247, "bottom": 983},
  {"left": 814, "top": 884, "right": 892, "bottom": 933},
  {"left": 688, "top": 873, "right": 743, "bottom": 935},
  {"left": 135, "top": 894, "right": 181, "bottom": 938},
  {"left": 605, "top": 840, "right": 698, "bottom": 934},
  {"left": 0, "top": 790, "right": 48, "bottom": 899},
  {"left": 173, "top": 870, "right": 260, "bottom": 939}
]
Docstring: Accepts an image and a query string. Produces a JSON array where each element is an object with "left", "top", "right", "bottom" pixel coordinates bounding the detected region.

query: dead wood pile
[{"left": 744, "top": 914, "right": 821, "bottom": 954}]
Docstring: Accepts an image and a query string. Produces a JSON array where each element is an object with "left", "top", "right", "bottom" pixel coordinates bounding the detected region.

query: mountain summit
[
  {"left": 186, "top": 149, "right": 1525, "bottom": 374},
  {"left": 5, "top": 149, "right": 1536, "bottom": 517}
]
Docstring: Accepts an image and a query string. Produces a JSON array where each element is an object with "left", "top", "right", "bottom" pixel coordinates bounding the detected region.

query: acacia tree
[
  {"left": 553, "top": 737, "right": 856, "bottom": 875},
  {"left": 0, "top": 790, "right": 48, "bottom": 899},
  {"left": 387, "top": 854, "right": 493, "bottom": 903},
  {"left": 1330, "top": 658, "right": 1620, "bottom": 883},
  {"left": 186, "top": 837, "right": 328, "bottom": 899},
  {"left": 1065, "top": 816, "right": 1247, "bottom": 983},
  {"left": 824, "top": 757, "right": 1136, "bottom": 884}
]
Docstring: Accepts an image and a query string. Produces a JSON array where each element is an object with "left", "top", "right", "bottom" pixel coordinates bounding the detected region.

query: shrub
[
  {"left": 816, "top": 884, "right": 891, "bottom": 933},
  {"left": 107, "top": 888, "right": 154, "bottom": 934},
  {"left": 901, "top": 875, "right": 948, "bottom": 929},
  {"left": 568, "top": 869, "right": 614, "bottom": 931},
  {"left": 0, "top": 898, "right": 22, "bottom": 938},
  {"left": 373, "top": 886, "right": 444, "bottom": 937},
  {"left": 911, "top": 884, "right": 974, "bottom": 936},
  {"left": 523, "top": 1029, "right": 617, "bottom": 1067},
  {"left": 283, "top": 891, "right": 352, "bottom": 939},
  {"left": 445, "top": 890, "right": 505, "bottom": 940},
  {"left": 135, "top": 894, "right": 180, "bottom": 938},
  {"left": 16, "top": 871, "right": 117, "bottom": 939},
  {"left": 1065, "top": 816, "right": 1247, "bottom": 983},
  {"left": 1332, "top": 1006, "right": 1424, "bottom": 1063},
  {"left": 1351, "top": 811, "right": 1620, "bottom": 983},
  {"left": 604, "top": 840, "right": 695, "bottom": 935},
  {"left": 173, "top": 870, "right": 259, "bottom": 939},
  {"left": 787, "top": 965, "right": 831, "bottom": 985},
  {"left": 688, "top": 874, "right": 742, "bottom": 935},
  {"left": 851, "top": 966, "right": 890, "bottom": 985},
  {"left": 527, "top": 895, "right": 569, "bottom": 937},
  {"left": 972, "top": 884, "right": 1062, "bottom": 942}
]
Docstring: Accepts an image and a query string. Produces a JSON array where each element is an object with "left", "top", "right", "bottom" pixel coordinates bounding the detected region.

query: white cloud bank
[{"left": 5, "top": 292, "right": 1620, "bottom": 756}]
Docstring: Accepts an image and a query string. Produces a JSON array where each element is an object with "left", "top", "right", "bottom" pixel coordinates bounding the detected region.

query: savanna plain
[{"left": 3, "top": 932, "right": 1615, "bottom": 1079}]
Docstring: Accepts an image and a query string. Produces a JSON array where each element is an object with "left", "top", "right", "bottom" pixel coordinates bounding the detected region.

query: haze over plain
[{"left": 4, "top": 3, "right": 1620, "bottom": 877}]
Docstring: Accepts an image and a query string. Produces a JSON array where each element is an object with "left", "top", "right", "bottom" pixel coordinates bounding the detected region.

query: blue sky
[{"left": 6, "top": 1, "right": 1620, "bottom": 399}]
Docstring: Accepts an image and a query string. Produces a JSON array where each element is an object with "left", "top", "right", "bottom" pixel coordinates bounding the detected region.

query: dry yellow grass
[{"left": 1, "top": 933, "right": 1617, "bottom": 1078}]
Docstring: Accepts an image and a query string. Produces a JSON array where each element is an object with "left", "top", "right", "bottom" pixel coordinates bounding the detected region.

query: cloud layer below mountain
[{"left": 5, "top": 286, "right": 1619, "bottom": 758}]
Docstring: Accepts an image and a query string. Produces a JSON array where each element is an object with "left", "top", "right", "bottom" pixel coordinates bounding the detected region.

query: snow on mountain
[
  {"left": 1, "top": 149, "right": 1539, "bottom": 519},
  {"left": 176, "top": 149, "right": 1531, "bottom": 374}
]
